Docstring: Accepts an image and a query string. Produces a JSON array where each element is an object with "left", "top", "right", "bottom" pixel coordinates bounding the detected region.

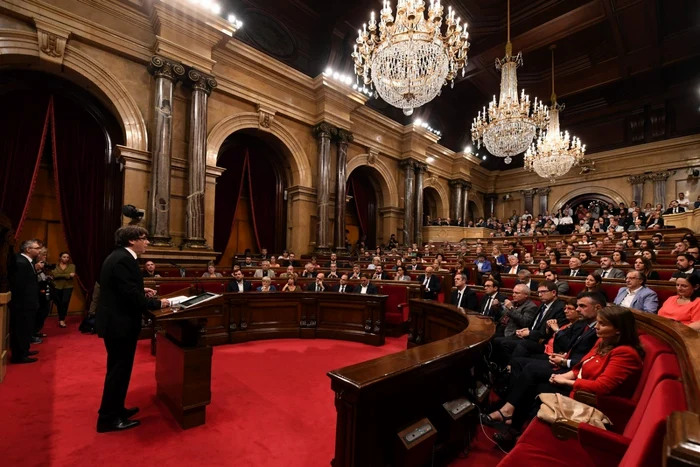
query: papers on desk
[{"left": 167, "top": 296, "right": 192, "bottom": 306}]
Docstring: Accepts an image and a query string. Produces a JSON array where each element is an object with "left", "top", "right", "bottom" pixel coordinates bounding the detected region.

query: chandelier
[
  {"left": 351, "top": 0, "right": 471, "bottom": 116},
  {"left": 470, "top": 0, "right": 548, "bottom": 164},
  {"left": 524, "top": 45, "right": 585, "bottom": 181}
]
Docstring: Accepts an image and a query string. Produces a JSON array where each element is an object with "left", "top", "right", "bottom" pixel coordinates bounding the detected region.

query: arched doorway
[
  {"left": 346, "top": 166, "right": 382, "bottom": 249},
  {"left": 467, "top": 200, "right": 479, "bottom": 224},
  {"left": 423, "top": 186, "right": 444, "bottom": 222},
  {"left": 557, "top": 193, "right": 618, "bottom": 219},
  {"left": 0, "top": 69, "right": 124, "bottom": 310},
  {"left": 214, "top": 131, "right": 288, "bottom": 265}
]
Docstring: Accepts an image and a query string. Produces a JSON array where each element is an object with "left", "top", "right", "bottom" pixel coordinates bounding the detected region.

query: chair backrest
[
  {"left": 633, "top": 334, "right": 675, "bottom": 401},
  {"left": 623, "top": 353, "right": 681, "bottom": 437},
  {"left": 619, "top": 379, "right": 686, "bottom": 467}
]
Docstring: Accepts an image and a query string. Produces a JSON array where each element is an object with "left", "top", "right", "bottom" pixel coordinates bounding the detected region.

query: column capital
[
  {"left": 399, "top": 159, "right": 415, "bottom": 170},
  {"left": 521, "top": 189, "right": 537, "bottom": 198},
  {"left": 648, "top": 171, "right": 672, "bottom": 182},
  {"left": 335, "top": 129, "right": 354, "bottom": 144},
  {"left": 186, "top": 69, "right": 217, "bottom": 95},
  {"left": 484, "top": 193, "right": 499, "bottom": 201},
  {"left": 312, "top": 122, "right": 337, "bottom": 139},
  {"left": 148, "top": 55, "right": 185, "bottom": 81},
  {"left": 627, "top": 174, "right": 647, "bottom": 185},
  {"left": 414, "top": 162, "right": 428, "bottom": 173},
  {"left": 538, "top": 187, "right": 551, "bottom": 195},
  {"left": 462, "top": 181, "right": 473, "bottom": 190}
]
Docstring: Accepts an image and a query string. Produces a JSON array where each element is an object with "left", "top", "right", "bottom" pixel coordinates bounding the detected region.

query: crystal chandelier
[
  {"left": 524, "top": 45, "right": 586, "bottom": 181},
  {"left": 351, "top": 0, "right": 471, "bottom": 116},
  {"left": 470, "top": 0, "right": 548, "bottom": 164}
]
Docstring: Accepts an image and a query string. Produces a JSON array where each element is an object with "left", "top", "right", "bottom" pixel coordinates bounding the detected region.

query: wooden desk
[
  {"left": 422, "top": 226, "right": 490, "bottom": 242},
  {"left": 328, "top": 299, "right": 495, "bottom": 466}
]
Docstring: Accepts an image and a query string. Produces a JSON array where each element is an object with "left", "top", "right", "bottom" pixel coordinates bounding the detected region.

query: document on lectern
[
  {"left": 177, "top": 292, "right": 221, "bottom": 308},
  {"left": 167, "top": 296, "right": 192, "bottom": 306}
]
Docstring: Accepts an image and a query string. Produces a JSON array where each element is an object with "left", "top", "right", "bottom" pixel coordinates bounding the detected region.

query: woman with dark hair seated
[
  {"left": 584, "top": 273, "right": 607, "bottom": 301},
  {"left": 634, "top": 256, "right": 659, "bottom": 280},
  {"left": 482, "top": 305, "right": 644, "bottom": 435},
  {"left": 659, "top": 274, "right": 700, "bottom": 330},
  {"left": 548, "top": 250, "right": 561, "bottom": 267},
  {"left": 611, "top": 250, "right": 628, "bottom": 266}
]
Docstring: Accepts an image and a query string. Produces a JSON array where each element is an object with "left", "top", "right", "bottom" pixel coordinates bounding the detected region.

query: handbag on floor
[{"left": 536, "top": 393, "right": 611, "bottom": 430}]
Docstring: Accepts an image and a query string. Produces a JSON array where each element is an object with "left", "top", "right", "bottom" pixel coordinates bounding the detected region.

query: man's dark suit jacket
[
  {"left": 309, "top": 282, "right": 326, "bottom": 292},
  {"left": 516, "top": 279, "right": 540, "bottom": 292},
  {"left": 9, "top": 253, "right": 39, "bottom": 310},
  {"left": 372, "top": 271, "right": 389, "bottom": 280},
  {"left": 479, "top": 292, "right": 507, "bottom": 318},
  {"left": 357, "top": 284, "right": 378, "bottom": 295},
  {"left": 417, "top": 274, "right": 441, "bottom": 300},
  {"left": 562, "top": 269, "right": 588, "bottom": 277},
  {"left": 562, "top": 320, "right": 599, "bottom": 367},
  {"left": 450, "top": 287, "right": 478, "bottom": 311},
  {"left": 96, "top": 248, "right": 162, "bottom": 340},
  {"left": 664, "top": 207, "right": 686, "bottom": 215},
  {"left": 527, "top": 300, "right": 567, "bottom": 343},
  {"left": 501, "top": 264, "right": 526, "bottom": 274},
  {"left": 407, "top": 264, "right": 423, "bottom": 271},
  {"left": 331, "top": 284, "right": 354, "bottom": 293},
  {"left": 227, "top": 280, "right": 253, "bottom": 292}
]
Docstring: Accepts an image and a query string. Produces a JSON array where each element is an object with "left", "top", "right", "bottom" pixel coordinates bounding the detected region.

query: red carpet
[{"left": 0, "top": 318, "right": 504, "bottom": 466}]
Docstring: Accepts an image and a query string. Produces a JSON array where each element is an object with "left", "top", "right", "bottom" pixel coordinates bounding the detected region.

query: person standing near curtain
[
  {"left": 52, "top": 251, "right": 75, "bottom": 328},
  {"left": 9, "top": 239, "right": 42, "bottom": 363},
  {"left": 96, "top": 226, "right": 169, "bottom": 433},
  {"left": 33, "top": 247, "right": 51, "bottom": 339}
]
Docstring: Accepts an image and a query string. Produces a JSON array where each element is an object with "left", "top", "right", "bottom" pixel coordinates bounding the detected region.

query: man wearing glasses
[
  {"left": 9, "top": 239, "right": 42, "bottom": 363},
  {"left": 96, "top": 226, "right": 170, "bottom": 433}
]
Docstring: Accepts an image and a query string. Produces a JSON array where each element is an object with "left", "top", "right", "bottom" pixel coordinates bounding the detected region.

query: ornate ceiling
[{"left": 227, "top": 0, "right": 700, "bottom": 170}]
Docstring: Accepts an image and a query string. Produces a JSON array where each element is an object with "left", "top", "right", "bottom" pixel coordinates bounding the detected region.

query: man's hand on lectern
[
  {"left": 160, "top": 298, "right": 170, "bottom": 308},
  {"left": 144, "top": 287, "right": 157, "bottom": 297}
]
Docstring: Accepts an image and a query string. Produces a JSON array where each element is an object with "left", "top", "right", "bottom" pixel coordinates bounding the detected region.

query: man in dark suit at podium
[
  {"left": 227, "top": 270, "right": 252, "bottom": 292},
  {"left": 96, "top": 226, "right": 169, "bottom": 433}
]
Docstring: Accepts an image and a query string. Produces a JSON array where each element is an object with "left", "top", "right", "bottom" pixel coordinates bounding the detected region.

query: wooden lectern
[{"left": 146, "top": 295, "right": 224, "bottom": 429}]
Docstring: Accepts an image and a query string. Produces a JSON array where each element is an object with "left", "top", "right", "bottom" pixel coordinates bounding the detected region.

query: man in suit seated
[
  {"left": 450, "top": 272, "right": 478, "bottom": 311},
  {"left": 664, "top": 200, "right": 686, "bottom": 215},
  {"left": 332, "top": 274, "right": 354, "bottom": 293},
  {"left": 372, "top": 265, "right": 389, "bottom": 281},
  {"left": 253, "top": 261, "right": 276, "bottom": 278},
  {"left": 349, "top": 263, "right": 362, "bottom": 280},
  {"left": 562, "top": 257, "right": 587, "bottom": 277},
  {"left": 417, "top": 266, "right": 441, "bottom": 300},
  {"left": 492, "top": 284, "right": 538, "bottom": 338},
  {"left": 301, "top": 263, "right": 316, "bottom": 278},
  {"left": 256, "top": 276, "right": 276, "bottom": 292},
  {"left": 516, "top": 269, "right": 538, "bottom": 292},
  {"left": 326, "top": 253, "right": 344, "bottom": 269},
  {"left": 503, "top": 255, "right": 525, "bottom": 275},
  {"left": 594, "top": 256, "right": 625, "bottom": 279},
  {"left": 142, "top": 260, "right": 161, "bottom": 278},
  {"left": 479, "top": 279, "right": 507, "bottom": 319},
  {"left": 543, "top": 269, "right": 569, "bottom": 295},
  {"left": 357, "top": 274, "right": 378, "bottom": 295},
  {"left": 326, "top": 264, "right": 340, "bottom": 279},
  {"left": 613, "top": 270, "right": 659, "bottom": 313},
  {"left": 240, "top": 255, "right": 255, "bottom": 268},
  {"left": 407, "top": 257, "right": 423, "bottom": 271},
  {"left": 280, "top": 265, "right": 297, "bottom": 279},
  {"left": 310, "top": 272, "right": 326, "bottom": 292},
  {"left": 227, "top": 269, "right": 252, "bottom": 292}
]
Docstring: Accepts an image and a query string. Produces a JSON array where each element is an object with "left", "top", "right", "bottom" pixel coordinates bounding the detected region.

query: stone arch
[
  {"left": 551, "top": 186, "right": 628, "bottom": 213},
  {"left": 207, "top": 113, "right": 311, "bottom": 187},
  {"left": 424, "top": 179, "right": 449, "bottom": 218},
  {"left": 468, "top": 196, "right": 483, "bottom": 220},
  {"left": 346, "top": 154, "right": 399, "bottom": 207},
  {"left": 0, "top": 29, "right": 148, "bottom": 151}
]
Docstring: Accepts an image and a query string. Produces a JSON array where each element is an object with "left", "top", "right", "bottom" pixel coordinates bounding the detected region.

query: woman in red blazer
[{"left": 482, "top": 305, "right": 644, "bottom": 431}]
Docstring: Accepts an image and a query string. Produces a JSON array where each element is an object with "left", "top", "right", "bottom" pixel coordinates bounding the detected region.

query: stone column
[
  {"left": 649, "top": 171, "right": 671, "bottom": 207},
  {"left": 627, "top": 175, "right": 646, "bottom": 207},
  {"left": 146, "top": 56, "right": 184, "bottom": 246},
  {"left": 414, "top": 162, "right": 427, "bottom": 246},
  {"left": 183, "top": 69, "right": 217, "bottom": 249},
  {"left": 449, "top": 180, "right": 464, "bottom": 221},
  {"left": 485, "top": 194, "right": 498, "bottom": 218},
  {"left": 334, "top": 129, "right": 353, "bottom": 253},
  {"left": 521, "top": 189, "right": 537, "bottom": 215},
  {"left": 400, "top": 160, "right": 415, "bottom": 245},
  {"left": 312, "top": 122, "right": 336, "bottom": 254},
  {"left": 538, "top": 187, "right": 551, "bottom": 215},
  {"left": 462, "top": 182, "right": 472, "bottom": 223}
]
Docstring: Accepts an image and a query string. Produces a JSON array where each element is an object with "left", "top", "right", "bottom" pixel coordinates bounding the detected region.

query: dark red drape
[
  {"left": 50, "top": 95, "right": 110, "bottom": 292},
  {"left": 350, "top": 177, "right": 368, "bottom": 236},
  {"left": 247, "top": 153, "right": 277, "bottom": 251},
  {"left": 0, "top": 94, "right": 52, "bottom": 237},
  {"left": 214, "top": 148, "right": 247, "bottom": 261}
]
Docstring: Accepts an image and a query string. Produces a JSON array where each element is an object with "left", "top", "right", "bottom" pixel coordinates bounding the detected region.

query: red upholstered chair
[
  {"left": 652, "top": 285, "right": 676, "bottom": 304},
  {"left": 158, "top": 282, "right": 193, "bottom": 296},
  {"left": 501, "top": 275, "right": 517, "bottom": 289},
  {"left": 378, "top": 284, "right": 410, "bottom": 334},
  {"left": 566, "top": 280, "right": 586, "bottom": 297},
  {"left": 655, "top": 269, "right": 673, "bottom": 280},
  {"left": 201, "top": 282, "right": 226, "bottom": 294}
]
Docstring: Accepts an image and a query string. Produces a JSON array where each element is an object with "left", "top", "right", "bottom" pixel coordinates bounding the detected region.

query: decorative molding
[
  {"left": 186, "top": 68, "right": 217, "bottom": 95},
  {"left": 366, "top": 148, "right": 378, "bottom": 165},
  {"left": 336, "top": 129, "right": 354, "bottom": 144},
  {"left": 256, "top": 103, "right": 276, "bottom": 129},
  {"left": 312, "top": 122, "right": 337, "bottom": 139},
  {"left": 627, "top": 174, "right": 647, "bottom": 185},
  {"left": 34, "top": 20, "right": 70, "bottom": 66},
  {"left": 147, "top": 55, "right": 185, "bottom": 81},
  {"left": 537, "top": 187, "right": 551, "bottom": 195},
  {"left": 648, "top": 171, "right": 672, "bottom": 182},
  {"left": 521, "top": 189, "right": 538, "bottom": 198},
  {"left": 346, "top": 154, "right": 400, "bottom": 207}
]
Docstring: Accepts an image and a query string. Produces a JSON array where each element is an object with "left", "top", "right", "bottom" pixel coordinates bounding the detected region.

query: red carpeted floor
[{"left": 0, "top": 317, "right": 505, "bottom": 467}]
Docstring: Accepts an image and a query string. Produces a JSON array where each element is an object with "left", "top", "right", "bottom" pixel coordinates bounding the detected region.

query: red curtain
[
  {"left": 350, "top": 177, "right": 368, "bottom": 236},
  {"left": 247, "top": 153, "right": 277, "bottom": 251},
  {"left": 50, "top": 95, "right": 111, "bottom": 292},
  {"left": 348, "top": 174, "right": 377, "bottom": 248},
  {"left": 214, "top": 147, "right": 247, "bottom": 261},
  {"left": 0, "top": 94, "right": 52, "bottom": 237}
]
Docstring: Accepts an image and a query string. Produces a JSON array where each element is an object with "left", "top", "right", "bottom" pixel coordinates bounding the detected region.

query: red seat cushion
[
  {"left": 501, "top": 419, "right": 593, "bottom": 467},
  {"left": 633, "top": 334, "right": 674, "bottom": 400},
  {"left": 158, "top": 282, "right": 192, "bottom": 296},
  {"left": 566, "top": 280, "right": 586, "bottom": 297},
  {"left": 379, "top": 284, "right": 410, "bottom": 325},
  {"left": 202, "top": 282, "right": 225, "bottom": 294}
]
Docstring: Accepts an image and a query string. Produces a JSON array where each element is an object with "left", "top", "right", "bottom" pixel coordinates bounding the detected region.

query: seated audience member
[
  {"left": 611, "top": 250, "right": 629, "bottom": 266},
  {"left": 301, "top": 263, "right": 316, "bottom": 278},
  {"left": 578, "top": 251, "right": 598, "bottom": 267},
  {"left": 280, "top": 265, "right": 297, "bottom": 279},
  {"left": 633, "top": 256, "right": 660, "bottom": 280},
  {"left": 543, "top": 269, "right": 569, "bottom": 295},
  {"left": 394, "top": 266, "right": 411, "bottom": 281},
  {"left": 516, "top": 269, "right": 538, "bottom": 292},
  {"left": 475, "top": 254, "right": 492, "bottom": 273},
  {"left": 240, "top": 255, "right": 255, "bottom": 267},
  {"left": 326, "top": 253, "right": 340, "bottom": 268},
  {"left": 202, "top": 261, "right": 223, "bottom": 278},
  {"left": 664, "top": 200, "right": 686, "bottom": 215},
  {"left": 256, "top": 276, "right": 276, "bottom": 292},
  {"left": 326, "top": 264, "right": 340, "bottom": 279},
  {"left": 614, "top": 270, "right": 659, "bottom": 313},
  {"left": 357, "top": 275, "right": 378, "bottom": 295},
  {"left": 492, "top": 247, "right": 507, "bottom": 269},
  {"left": 482, "top": 305, "right": 644, "bottom": 433},
  {"left": 686, "top": 245, "right": 699, "bottom": 261},
  {"left": 671, "top": 253, "right": 700, "bottom": 282},
  {"left": 417, "top": 266, "right": 441, "bottom": 300},
  {"left": 407, "top": 257, "right": 423, "bottom": 271},
  {"left": 677, "top": 192, "right": 690, "bottom": 208},
  {"left": 227, "top": 270, "right": 252, "bottom": 292},
  {"left": 332, "top": 275, "right": 353, "bottom": 293},
  {"left": 367, "top": 256, "right": 381, "bottom": 270},
  {"left": 371, "top": 265, "right": 389, "bottom": 280},
  {"left": 521, "top": 252, "right": 535, "bottom": 265},
  {"left": 349, "top": 264, "right": 362, "bottom": 280},
  {"left": 281, "top": 277, "right": 302, "bottom": 292},
  {"left": 310, "top": 273, "right": 326, "bottom": 292},
  {"left": 432, "top": 259, "right": 449, "bottom": 272},
  {"left": 479, "top": 279, "right": 507, "bottom": 318},
  {"left": 503, "top": 255, "right": 524, "bottom": 274},
  {"left": 535, "top": 260, "right": 548, "bottom": 275},
  {"left": 451, "top": 272, "right": 478, "bottom": 311},
  {"left": 672, "top": 242, "right": 688, "bottom": 256},
  {"left": 254, "top": 260, "right": 276, "bottom": 278},
  {"left": 594, "top": 256, "right": 625, "bottom": 279},
  {"left": 492, "top": 284, "right": 538, "bottom": 338},
  {"left": 258, "top": 247, "right": 269, "bottom": 260},
  {"left": 584, "top": 273, "right": 607, "bottom": 301},
  {"left": 268, "top": 256, "right": 280, "bottom": 268},
  {"left": 658, "top": 274, "right": 700, "bottom": 330},
  {"left": 548, "top": 250, "right": 561, "bottom": 266},
  {"left": 563, "top": 257, "right": 587, "bottom": 277},
  {"left": 282, "top": 252, "right": 298, "bottom": 267},
  {"left": 142, "top": 260, "right": 161, "bottom": 278}
]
